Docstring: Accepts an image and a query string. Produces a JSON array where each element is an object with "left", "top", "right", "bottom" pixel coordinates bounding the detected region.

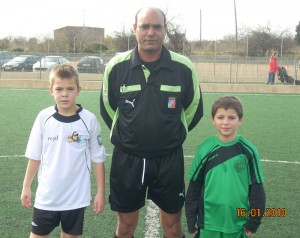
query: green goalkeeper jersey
[{"left": 187, "top": 135, "right": 264, "bottom": 233}]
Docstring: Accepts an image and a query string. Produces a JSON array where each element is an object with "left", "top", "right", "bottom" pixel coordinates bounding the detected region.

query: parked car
[
  {"left": 0, "top": 51, "right": 16, "bottom": 69},
  {"left": 2, "top": 55, "right": 40, "bottom": 72},
  {"left": 76, "top": 56, "right": 104, "bottom": 74},
  {"left": 32, "top": 56, "right": 69, "bottom": 72}
]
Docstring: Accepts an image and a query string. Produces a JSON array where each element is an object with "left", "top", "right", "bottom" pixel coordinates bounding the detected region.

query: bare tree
[
  {"left": 112, "top": 26, "right": 136, "bottom": 52},
  {"left": 0, "top": 36, "right": 13, "bottom": 50},
  {"left": 237, "top": 25, "right": 295, "bottom": 56},
  {"left": 164, "top": 11, "right": 191, "bottom": 54},
  {"left": 110, "top": 12, "right": 191, "bottom": 54}
]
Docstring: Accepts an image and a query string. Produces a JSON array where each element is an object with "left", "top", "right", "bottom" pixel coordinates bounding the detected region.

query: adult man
[{"left": 100, "top": 7, "right": 203, "bottom": 238}]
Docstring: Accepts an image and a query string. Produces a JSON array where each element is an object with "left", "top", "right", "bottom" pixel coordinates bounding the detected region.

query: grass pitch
[{"left": 0, "top": 88, "right": 299, "bottom": 237}]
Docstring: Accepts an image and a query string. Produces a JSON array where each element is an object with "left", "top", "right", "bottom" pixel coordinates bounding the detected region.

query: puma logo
[{"left": 125, "top": 99, "right": 135, "bottom": 108}]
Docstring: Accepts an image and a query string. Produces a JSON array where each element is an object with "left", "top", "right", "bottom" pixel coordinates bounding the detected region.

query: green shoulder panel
[
  {"left": 169, "top": 51, "right": 201, "bottom": 130},
  {"left": 239, "top": 136, "right": 264, "bottom": 184},
  {"left": 102, "top": 51, "right": 132, "bottom": 121},
  {"left": 187, "top": 136, "right": 219, "bottom": 181}
]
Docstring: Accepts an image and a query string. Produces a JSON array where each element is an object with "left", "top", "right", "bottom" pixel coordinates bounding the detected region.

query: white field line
[
  {"left": 1, "top": 154, "right": 300, "bottom": 164},
  {"left": 145, "top": 200, "right": 160, "bottom": 238},
  {"left": 1, "top": 152, "right": 299, "bottom": 238},
  {"left": 0, "top": 154, "right": 26, "bottom": 158},
  {"left": 183, "top": 155, "right": 300, "bottom": 164},
  {"left": 2, "top": 89, "right": 299, "bottom": 238},
  {"left": 260, "top": 159, "right": 300, "bottom": 164}
]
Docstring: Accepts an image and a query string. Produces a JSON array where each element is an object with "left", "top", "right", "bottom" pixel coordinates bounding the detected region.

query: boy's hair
[
  {"left": 211, "top": 96, "right": 243, "bottom": 119},
  {"left": 49, "top": 64, "right": 80, "bottom": 87}
]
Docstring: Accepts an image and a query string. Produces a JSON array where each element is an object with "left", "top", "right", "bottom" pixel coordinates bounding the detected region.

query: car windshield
[
  {"left": 12, "top": 56, "right": 27, "bottom": 62},
  {"left": 79, "top": 57, "right": 102, "bottom": 64},
  {"left": 43, "top": 57, "right": 59, "bottom": 63},
  {"left": 80, "top": 58, "right": 94, "bottom": 63}
]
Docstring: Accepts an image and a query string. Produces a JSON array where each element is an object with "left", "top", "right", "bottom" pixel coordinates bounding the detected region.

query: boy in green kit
[{"left": 185, "top": 96, "right": 266, "bottom": 238}]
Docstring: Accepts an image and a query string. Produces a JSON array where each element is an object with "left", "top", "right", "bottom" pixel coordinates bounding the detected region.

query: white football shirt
[{"left": 25, "top": 105, "right": 106, "bottom": 211}]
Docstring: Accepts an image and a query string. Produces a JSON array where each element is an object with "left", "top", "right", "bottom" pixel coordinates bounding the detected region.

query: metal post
[
  {"left": 235, "top": 61, "right": 238, "bottom": 83},
  {"left": 280, "top": 35, "right": 283, "bottom": 60},
  {"left": 48, "top": 38, "right": 50, "bottom": 55},
  {"left": 199, "top": 9, "right": 202, "bottom": 46},
  {"left": 229, "top": 57, "right": 232, "bottom": 83},
  {"left": 73, "top": 37, "right": 76, "bottom": 61},
  {"left": 246, "top": 36, "right": 248, "bottom": 64},
  {"left": 39, "top": 59, "right": 41, "bottom": 80},
  {"left": 294, "top": 57, "right": 299, "bottom": 82},
  {"left": 214, "top": 39, "right": 217, "bottom": 76}
]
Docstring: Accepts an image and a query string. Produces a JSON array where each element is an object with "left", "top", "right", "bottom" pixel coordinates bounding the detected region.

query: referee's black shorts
[{"left": 109, "top": 146, "right": 185, "bottom": 213}]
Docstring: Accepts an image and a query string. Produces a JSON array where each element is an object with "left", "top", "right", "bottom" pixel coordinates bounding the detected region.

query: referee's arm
[
  {"left": 183, "top": 64, "right": 203, "bottom": 131},
  {"left": 100, "top": 65, "right": 117, "bottom": 129}
]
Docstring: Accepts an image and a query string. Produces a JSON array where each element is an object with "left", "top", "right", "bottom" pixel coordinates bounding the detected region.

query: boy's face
[
  {"left": 212, "top": 108, "right": 242, "bottom": 142},
  {"left": 50, "top": 77, "right": 81, "bottom": 115}
]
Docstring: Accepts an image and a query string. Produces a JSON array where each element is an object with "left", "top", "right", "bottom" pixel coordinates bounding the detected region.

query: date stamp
[{"left": 236, "top": 208, "right": 286, "bottom": 217}]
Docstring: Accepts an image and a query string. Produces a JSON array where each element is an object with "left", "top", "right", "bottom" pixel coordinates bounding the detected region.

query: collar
[
  {"left": 130, "top": 45, "right": 173, "bottom": 71},
  {"left": 54, "top": 104, "right": 82, "bottom": 113},
  {"left": 53, "top": 104, "right": 83, "bottom": 123}
]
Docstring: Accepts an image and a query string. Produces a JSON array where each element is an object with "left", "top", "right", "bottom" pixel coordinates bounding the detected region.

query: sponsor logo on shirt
[
  {"left": 67, "top": 131, "right": 82, "bottom": 143},
  {"left": 48, "top": 135, "right": 58, "bottom": 142},
  {"left": 234, "top": 159, "right": 245, "bottom": 172},
  {"left": 125, "top": 99, "right": 135, "bottom": 108}
]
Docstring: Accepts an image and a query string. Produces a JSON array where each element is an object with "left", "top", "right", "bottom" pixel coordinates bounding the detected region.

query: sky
[{"left": 1, "top": 0, "right": 299, "bottom": 41}]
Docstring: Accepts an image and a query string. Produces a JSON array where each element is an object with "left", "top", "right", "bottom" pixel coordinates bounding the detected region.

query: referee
[{"left": 100, "top": 7, "right": 203, "bottom": 238}]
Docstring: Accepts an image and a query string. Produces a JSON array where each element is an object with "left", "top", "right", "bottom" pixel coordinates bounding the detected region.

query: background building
[{"left": 54, "top": 26, "right": 105, "bottom": 53}]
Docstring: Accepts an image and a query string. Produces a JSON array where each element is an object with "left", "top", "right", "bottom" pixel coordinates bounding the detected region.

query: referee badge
[{"left": 168, "top": 97, "right": 176, "bottom": 109}]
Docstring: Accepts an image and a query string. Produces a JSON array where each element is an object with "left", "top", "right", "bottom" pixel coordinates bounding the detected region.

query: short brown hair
[
  {"left": 49, "top": 64, "right": 79, "bottom": 87},
  {"left": 211, "top": 96, "right": 243, "bottom": 119}
]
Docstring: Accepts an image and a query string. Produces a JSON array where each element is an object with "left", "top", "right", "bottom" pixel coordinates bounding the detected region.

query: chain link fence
[
  {"left": 190, "top": 56, "right": 300, "bottom": 84},
  {"left": 1, "top": 53, "right": 299, "bottom": 84}
]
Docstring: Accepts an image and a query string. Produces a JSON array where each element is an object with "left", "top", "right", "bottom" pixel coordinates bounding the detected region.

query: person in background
[
  {"left": 100, "top": 6, "right": 203, "bottom": 238},
  {"left": 266, "top": 52, "right": 281, "bottom": 85},
  {"left": 185, "top": 96, "right": 266, "bottom": 238},
  {"left": 21, "top": 64, "right": 106, "bottom": 238}
]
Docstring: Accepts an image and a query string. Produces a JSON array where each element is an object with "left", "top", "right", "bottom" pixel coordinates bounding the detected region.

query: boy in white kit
[{"left": 21, "top": 64, "right": 106, "bottom": 238}]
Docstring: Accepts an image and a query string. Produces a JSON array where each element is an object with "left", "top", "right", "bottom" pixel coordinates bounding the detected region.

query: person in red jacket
[{"left": 266, "top": 52, "right": 281, "bottom": 85}]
